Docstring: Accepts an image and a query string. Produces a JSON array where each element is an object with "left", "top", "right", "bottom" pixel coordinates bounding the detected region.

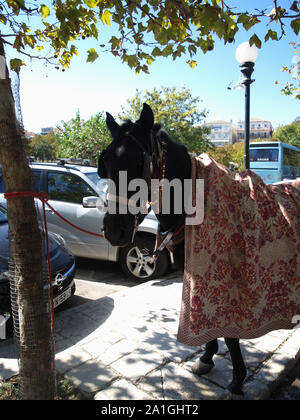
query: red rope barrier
[
  {"left": 45, "top": 200, "right": 104, "bottom": 238},
  {"left": 5, "top": 191, "right": 55, "bottom": 333},
  {"left": 4, "top": 191, "right": 104, "bottom": 334}
]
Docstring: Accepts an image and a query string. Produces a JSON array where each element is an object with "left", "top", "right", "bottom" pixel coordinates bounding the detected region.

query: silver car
[{"left": 0, "top": 161, "right": 169, "bottom": 282}]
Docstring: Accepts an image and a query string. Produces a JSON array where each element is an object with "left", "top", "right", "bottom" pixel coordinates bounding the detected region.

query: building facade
[
  {"left": 40, "top": 127, "right": 54, "bottom": 136},
  {"left": 237, "top": 118, "right": 273, "bottom": 142},
  {"left": 205, "top": 120, "right": 237, "bottom": 147}
]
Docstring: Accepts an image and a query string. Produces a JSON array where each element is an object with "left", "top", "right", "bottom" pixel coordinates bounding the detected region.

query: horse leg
[
  {"left": 225, "top": 338, "right": 247, "bottom": 397},
  {"left": 191, "top": 339, "right": 218, "bottom": 375}
]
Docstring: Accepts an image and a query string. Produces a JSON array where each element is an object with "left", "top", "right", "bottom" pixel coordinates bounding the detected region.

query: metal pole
[
  {"left": 240, "top": 61, "right": 255, "bottom": 171},
  {"left": 244, "top": 82, "right": 250, "bottom": 170}
]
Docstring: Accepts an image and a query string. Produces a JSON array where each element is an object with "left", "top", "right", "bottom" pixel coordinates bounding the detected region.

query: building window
[{"left": 213, "top": 125, "right": 222, "bottom": 131}]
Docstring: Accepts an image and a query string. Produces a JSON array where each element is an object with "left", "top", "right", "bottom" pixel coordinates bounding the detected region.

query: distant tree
[
  {"left": 274, "top": 121, "right": 300, "bottom": 148},
  {"left": 30, "top": 133, "right": 59, "bottom": 161},
  {"left": 277, "top": 42, "right": 300, "bottom": 100},
  {"left": 120, "top": 87, "right": 212, "bottom": 154},
  {"left": 209, "top": 142, "right": 244, "bottom": 170},
  {"left": 56, "top": 111, "right": 110, "bottom": 165}
]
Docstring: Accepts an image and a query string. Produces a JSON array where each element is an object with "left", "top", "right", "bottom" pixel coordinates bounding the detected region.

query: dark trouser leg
[
  {"left": 225, "top": 338, "right": 247, "bottom": 395},
  {"left": 191, "top": 339, "right": 218, "bottom": 375},
  {"left": 200, "top": 339, "right": 218, "bottom": 365}
]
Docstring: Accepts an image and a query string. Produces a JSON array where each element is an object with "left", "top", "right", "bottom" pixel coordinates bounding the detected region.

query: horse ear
[
  {"left": 138, "top": 103, "right": 154, "bottom": 130},
  {"left": 106, "top": 112, "right": 120, "bottom": 139}
]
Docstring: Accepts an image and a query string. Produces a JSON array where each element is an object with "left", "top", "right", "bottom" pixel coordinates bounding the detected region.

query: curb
[{"left": 242, "top": 329, "right": 300, "bottom": 400}]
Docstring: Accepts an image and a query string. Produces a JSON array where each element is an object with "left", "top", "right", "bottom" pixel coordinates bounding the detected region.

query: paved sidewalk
[{"left": 1, "top": 274, "right": 299, "bottom": 400}]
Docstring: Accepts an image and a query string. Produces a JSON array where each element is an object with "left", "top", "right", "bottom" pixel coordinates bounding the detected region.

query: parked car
[
  {"left": 272, "top": 178, "right": 300, "bottom": 185},
  {"left": 0, "top": 160, "right": 169, "bottom": 282},
  {"left": 0, "top": 204, "right": 76, "bottom": 339}
]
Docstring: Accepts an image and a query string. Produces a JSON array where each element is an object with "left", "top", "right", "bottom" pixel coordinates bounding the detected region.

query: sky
[{"left": 4, "top": 0, "right": 300, "bottom": 134}]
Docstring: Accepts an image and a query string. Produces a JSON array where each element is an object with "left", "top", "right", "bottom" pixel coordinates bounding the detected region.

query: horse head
[{"left": 98, "top": 103, "right": 158, "bottom": 246}]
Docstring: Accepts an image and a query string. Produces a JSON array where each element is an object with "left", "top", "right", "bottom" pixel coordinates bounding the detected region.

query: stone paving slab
[
  {"left": 94, "top": 378, "right": 154, "bottom": 400},
  {"left": 138, "top": 362, "right": 226, "bottom": 400},
  {"left": 64, "top": 359, "right": 120, "bottom": 394}
]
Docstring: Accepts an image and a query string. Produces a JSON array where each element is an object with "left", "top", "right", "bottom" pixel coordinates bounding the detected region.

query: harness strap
[{"left": 152, "top": 217, "right": 185, "bottom": 260}]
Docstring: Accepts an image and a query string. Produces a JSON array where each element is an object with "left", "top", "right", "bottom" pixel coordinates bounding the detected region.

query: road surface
[{"left": 57, "top": 257, "right": 139, "bottom": 311}]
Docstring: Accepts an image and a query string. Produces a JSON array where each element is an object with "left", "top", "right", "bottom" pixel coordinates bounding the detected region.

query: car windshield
[
  {"left": 85, "top": 171, "right": 101, "bottom": 187},
  {"left": 0, "top": 205, "right": 8, "bottom": 223}
]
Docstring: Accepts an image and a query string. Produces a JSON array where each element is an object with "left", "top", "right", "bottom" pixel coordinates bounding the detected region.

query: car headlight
[{"left": 48, "top": 232, "right": 67, "bottom": 248}]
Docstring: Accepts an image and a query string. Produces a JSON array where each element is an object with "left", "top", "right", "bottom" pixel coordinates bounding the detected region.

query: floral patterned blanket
[{"left": 177, "top": 154, "right": 300, "bottom": 346}]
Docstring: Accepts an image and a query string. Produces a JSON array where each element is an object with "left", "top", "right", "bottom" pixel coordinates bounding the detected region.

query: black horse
[{"left": 98, "top": 103, "right": 247, "bottom": 398}]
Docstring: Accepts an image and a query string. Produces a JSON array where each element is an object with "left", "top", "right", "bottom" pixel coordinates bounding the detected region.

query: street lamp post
[{"left": 235, "top": 42, "right": 258, "bottom": 170}]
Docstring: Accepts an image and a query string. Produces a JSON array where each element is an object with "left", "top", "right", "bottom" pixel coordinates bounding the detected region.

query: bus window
[
  {"left": 250, "top": 149, "right": 279, "bottom": 162},
  {"left": 283, "top": 148, "right": 300, "bottom": 167}
]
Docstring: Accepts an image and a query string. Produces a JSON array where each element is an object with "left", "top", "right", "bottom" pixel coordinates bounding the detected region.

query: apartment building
[
  {"left": 237, "top": 118, "right": 273, "bottom": 141},
  {"left": 40, "top": 126, "right": 54, "bottom": 136},
  {"left": 205, "top": 120, "right": 237, "bottom": 147}
]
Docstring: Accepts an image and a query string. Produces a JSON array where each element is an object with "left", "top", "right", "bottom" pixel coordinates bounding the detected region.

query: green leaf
[
  {"left": 291, "top": 19, "right": 300, "bottom": 36},
  {"left": 13, "top": 35, "right": 24, "bottom": 51},
  {"left": 138, "top": 23, "right": 147, "bottom": 33},
  {"left": 172, "top": 45, "right": 185, "bottom": 59},
  {"left": 40, "top": 4, "right": 50, "bottom": 20},
  {"left": 24, "top": 35, "right": 36, "bottom": 48},
  {"left": 239, "top": 15, "right": 259, "bottom": 31},
  {"left": 86, "top": 48, "right": 99, "bottom": 63},
  {"left": 161, "top": 44, "right": 173, "bottom": 57},
  {"left": 124, "top": 54, "right": 139, "bottom": 69},
  {"left": 188, "top": 45, "right": 197, "bottom": 56},
  {"left": 10, "top": 58, "right": 26, "bottom": 73},
  {"left": 152, "top": 47, "right": 162, "bottom": 57},
  {"left": 249, "top": 34, "right": 261, "bottom": 49},
  {"left": 264, "top": 29, "right": 278, "bottom": 42},
  {"left": 109, "top": 36, "right": 121, "bottom": 49}
]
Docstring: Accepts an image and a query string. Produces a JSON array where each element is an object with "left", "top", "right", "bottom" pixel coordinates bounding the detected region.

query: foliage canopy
[
  {"left": 0, "top": 1, "right": 299, "bottom": 75},
  {"left": 56, "top": 111, "right": 110, "bottom": 164},
  {"left": 274, "top": 119, "right": 300, "bottom": 148},
  {"left": 28, "top": 132, "right": 59, "bottom": 160}
]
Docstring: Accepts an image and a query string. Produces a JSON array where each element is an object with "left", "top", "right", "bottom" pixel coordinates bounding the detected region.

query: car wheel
[{"left": 120, "top": 236, "right": 169, "bottom": 282}]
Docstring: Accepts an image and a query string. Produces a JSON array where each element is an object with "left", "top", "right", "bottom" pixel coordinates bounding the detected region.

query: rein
[{"left": 125, "top": 129, "right": 186, "bottom": 258}]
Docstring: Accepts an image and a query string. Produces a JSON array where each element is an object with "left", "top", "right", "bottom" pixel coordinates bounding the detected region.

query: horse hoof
[
  {"left": 191, "top": 360, "right": 214, "bottom": 376},
  {"left": 222, "top": 390, "right": 244, "bottom": 400}
]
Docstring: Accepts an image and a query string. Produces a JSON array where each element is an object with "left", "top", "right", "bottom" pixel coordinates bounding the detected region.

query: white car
[
  {"left": 272, "top": 178, "right": 300, "bottom": 185},
  {"left": 0, "top": 160, "right": 169, "bottom": 282}
]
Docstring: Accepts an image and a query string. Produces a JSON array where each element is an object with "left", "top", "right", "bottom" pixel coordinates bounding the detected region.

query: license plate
[{"left": 53, "top": 285, "right": 72, "bottom": 308}]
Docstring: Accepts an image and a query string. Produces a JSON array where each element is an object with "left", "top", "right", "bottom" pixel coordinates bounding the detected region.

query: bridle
[{"left": 98, "top": 123, "right": 185, "bottom": 257}]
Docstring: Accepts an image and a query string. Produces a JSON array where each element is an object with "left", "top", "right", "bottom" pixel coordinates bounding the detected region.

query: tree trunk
[{"left": 0, "top": 39, "right": 55, "bottom": 399}]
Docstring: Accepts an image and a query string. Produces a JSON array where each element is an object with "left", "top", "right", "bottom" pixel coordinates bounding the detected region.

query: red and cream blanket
[{"left": 177, "top": 154, "right": 300, "bottom": 346}]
